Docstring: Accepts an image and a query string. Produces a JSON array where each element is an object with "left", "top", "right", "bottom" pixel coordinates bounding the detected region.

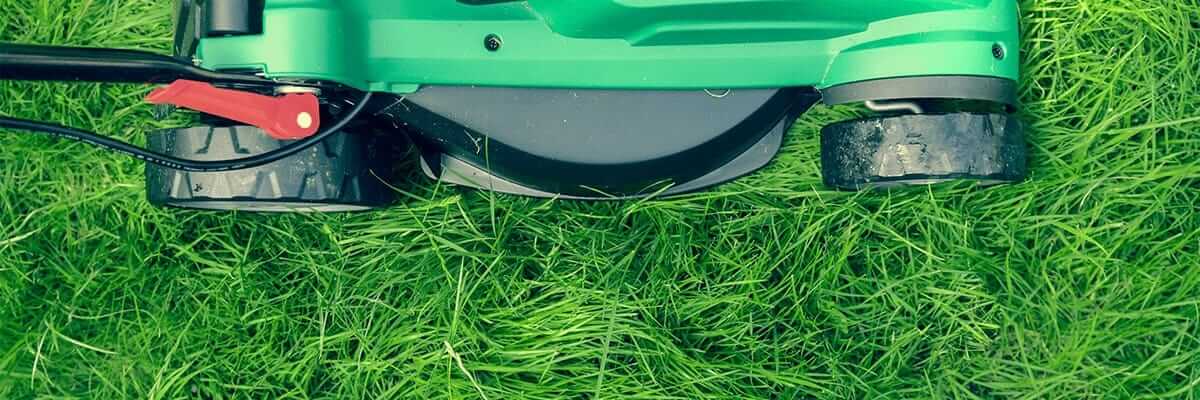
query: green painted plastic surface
[{"left": 197, "top": 0, "right": 1019, "bottom": 94}]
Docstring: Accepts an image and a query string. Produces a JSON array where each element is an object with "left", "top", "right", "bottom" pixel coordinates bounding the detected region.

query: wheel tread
[
  {"left": 820, "top": 112, "right": 1028, "bottom": 190},
  {"left": 145, "top": 125, "right": 397, "bottom": 212}
]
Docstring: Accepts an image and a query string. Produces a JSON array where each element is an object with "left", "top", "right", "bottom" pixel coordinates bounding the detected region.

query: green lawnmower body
[
  {"left": 0, "top": 0, "right": 1029, "bottom": 210},
  {"left": 197, "top": 0, "right": 1020, "bottom": 93}
]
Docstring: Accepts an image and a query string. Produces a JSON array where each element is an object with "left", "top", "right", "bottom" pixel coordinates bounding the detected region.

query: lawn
[{"left": 1, "top": 0, "right": 1199, "bottom": 398}]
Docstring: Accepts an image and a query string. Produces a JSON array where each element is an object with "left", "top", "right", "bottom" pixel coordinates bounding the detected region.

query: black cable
[{"left": 0, "top": 91, "right": 373, "bottom": 172}]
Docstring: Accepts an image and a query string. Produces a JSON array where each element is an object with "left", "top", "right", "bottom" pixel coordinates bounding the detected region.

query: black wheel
[
  {"left": 820, "top": 112, "right": 1027, "bottom": 190},
  {"left": 145, "top": 125, "right": 398, "bottom": 212}
]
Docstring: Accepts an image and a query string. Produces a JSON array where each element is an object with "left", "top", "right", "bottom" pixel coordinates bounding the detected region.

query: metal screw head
[
  {"left": 485, "top": 34, "right": 502, "bottom": 52},
  {"left": 296, "top": 112, "right": 313, "bottom": 129},
  {"left": 992, "top": 43, "right": 1006, "bottom": 60}
]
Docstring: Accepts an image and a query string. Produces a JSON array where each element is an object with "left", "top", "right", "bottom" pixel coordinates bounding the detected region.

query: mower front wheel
[
  {"left": 145, "top": 125, "right": 398, "bottom": 212},
  {"left": 820, "top": 112, "right": 1028, "bottom": 190}
]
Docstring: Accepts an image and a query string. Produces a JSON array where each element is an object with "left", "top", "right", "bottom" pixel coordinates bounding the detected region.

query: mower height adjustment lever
[{"left": 146, "top": 80, "right": 321, "bottom": 140}]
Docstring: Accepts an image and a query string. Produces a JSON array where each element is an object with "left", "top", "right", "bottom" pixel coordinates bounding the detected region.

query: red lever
[{"left": 146, "top": 80, "right": 321, "bottom": 140}]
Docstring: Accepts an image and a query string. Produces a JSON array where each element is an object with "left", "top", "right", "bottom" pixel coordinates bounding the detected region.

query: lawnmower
[{"left": 0, "top": 0, "right": 1028, "bottom": 212}]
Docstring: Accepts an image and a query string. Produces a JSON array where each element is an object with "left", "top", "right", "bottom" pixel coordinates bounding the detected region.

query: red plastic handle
[{"left": 146, "top": 80, "right": 321, "bottom": 140}]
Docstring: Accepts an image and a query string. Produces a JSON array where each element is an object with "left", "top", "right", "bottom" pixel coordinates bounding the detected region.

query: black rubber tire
[
  {"left": 820, "top": 112, "right": 1027, "bottom": 190},
  {"left": 145, "top": 125, "right": 397, "bottom": 212}
]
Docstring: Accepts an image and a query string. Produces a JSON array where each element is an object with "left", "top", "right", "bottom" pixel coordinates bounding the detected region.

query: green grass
[{"left": 1, "top": 0, "right": 1198, "bottom": 398}]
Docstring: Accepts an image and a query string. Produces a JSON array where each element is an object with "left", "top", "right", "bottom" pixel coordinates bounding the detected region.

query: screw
[
  {"left": 296, "top": 112, "right": 313, "bottom": 129},
  {"left": 992, "top": 43, "right": 1005, "bottom": 60},
  {"left": 485, "top": 34, "right": 502, "bottom": 52}
]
